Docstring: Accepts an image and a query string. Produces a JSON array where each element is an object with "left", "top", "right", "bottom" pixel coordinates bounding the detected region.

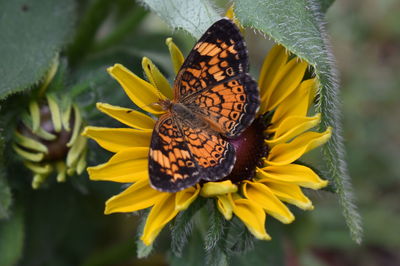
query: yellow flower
[{"left": 84, "top": 39, "right": 331, "bottom": 245}]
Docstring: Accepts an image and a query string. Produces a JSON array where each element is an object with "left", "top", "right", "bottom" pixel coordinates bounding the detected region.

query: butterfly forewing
[{"left": 173, "top": 18, "right": 249, "bottom": 101}]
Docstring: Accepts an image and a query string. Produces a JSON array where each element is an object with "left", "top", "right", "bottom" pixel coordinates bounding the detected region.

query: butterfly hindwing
[
  {"left": 178, "top": 119, "right": 236, "bottom": 181},
  {"left": 173, "top": 18, "right": 248, "bottom": 101},
  {"left": 149, "top": 113, "right": 200, "bottom": 192}
]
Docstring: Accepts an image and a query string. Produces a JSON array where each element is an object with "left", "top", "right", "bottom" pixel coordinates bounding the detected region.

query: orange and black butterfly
[{"left": 149, "top": 18, "right": 260, "bottom": 192}]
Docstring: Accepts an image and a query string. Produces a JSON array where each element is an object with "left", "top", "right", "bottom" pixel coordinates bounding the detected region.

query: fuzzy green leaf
[
  {"left": 169, "top": 228, "right": 206, "bottom": 266},
  {"left": 233, "top": 0, "right": 362, "bottom": 243},
  {"left": 0, "top": 207, "right": 24, "bottom": 266},
  {"left": 136, "top": 210, "right": 153, "bottom": 259},
  {"left": 139, "top": 0, "right": 221, "bottom": 39},
  {"left": 170, "top": 197, "right": 206, "bottom": 257},
  {"left": 223, "top": 217, "right": 254, "bottom": 255},
  {"left": 0, "top": 0, "right": 76, "bottom": 99}
]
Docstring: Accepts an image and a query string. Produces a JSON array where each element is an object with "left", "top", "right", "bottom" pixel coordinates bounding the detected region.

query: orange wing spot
[
  {"left": 219, "top": 50, "right": 228, "bottom": 58},
  {"left": 220, "top": 60, "right": 228, "bottom": 67},
  {"left": 196, "top": 42, "right": 208, "bottom": 53},
  {"left": 227, "top": 43, "right": 238, "bottom": 54},
  {"left": 198, "top": 43, "right": 221, "bottom": 56},
  {"left": 178, "top": 160, "right": 185, "bottom": 167},
  {"left": 172, "top": 173, "right": 184, "bottom": 181},
  {"left": 209, "top": 56, "right": 220, "bottom": 65},
  {"left": 186, "top": 68, "right": 202, "bottom": 78},
  {"left": 181, "top": 149, "right": 191, "bottom": 159},
  {"left": 207, "top": 46, "right": 222, "bottom": 56},
  {"left": 171, "top": 163, "right": 179, "bottom": 173},
  {"left": 208, "top": 65, "right": 221, "bottom": 74},
  {"left": 220, "top": 42, "right": 228, "bottom": 49},
  {"left": 235, "top": 94, "right": 246, "bottom": 102},
  {"left": 169, "top": 152, "right": 176, "bottom": 163},
  {"left": 220, "top": 109, "right": 230, "bottom": 117},
  {"left": 214, "top": 71, "right": 226, "bottom": 82}
]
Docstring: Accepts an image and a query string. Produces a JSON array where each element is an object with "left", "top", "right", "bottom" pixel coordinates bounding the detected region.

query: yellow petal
[
  {"left": 266, "top": 114, "right": 321, "bottom": 146},
  {"left": 242, "top": 181, "right": 294, "bottom": 224},
  {"left": 266, "top": 127, "right": 332, "bottom": 166},
  {"left": 107, "top": 64, "right": 165, "bottom": 114},
  {"left": 257, "top": 164, "right": 328, "bottom": 189},
  {"left": 266, "top": 59, "right": 308, "bottom": 112},
  {"left": 258, "top": 179, "right": 314, "bottom": 210},
  {"left": 233, "top": 198, "right": 271, "bottom": 240},
  {"left": 216, "top": 194, "right": 234, "bottom": 220},
  {"left": 96, "top": 102, "right": 155, "bottom": 130},
  {"left": 258, "top": 45, "right": 288, "bottom": 113},
  {"left": 225, "top": 5, "right": 243, "bottom": 32},
  {"left": 200, "top": 180, "right": 238, "bottom": 197},
  {"left": 141, "top": 193, "right": 179, "bottom": 246},
  {"left": 166, "top": 38, "right": 184, "bottom": 75},
  {"left": 82, "top": 126, "right": 151, "bottom": 153},
  {"left": 175, "top": 185, "right": 200, "bottom": 211},
  {"left": 88, "top": 147, "right": 149, "bottom": 183},
  {"left": 270, "top": 78, "right": 316, "bottom": 127},
  {"left": 105, "top": 178, "right": 166, "bottom": 214},
  {"left": 142, "top": 57, "right": 173, "bottom": 99}
]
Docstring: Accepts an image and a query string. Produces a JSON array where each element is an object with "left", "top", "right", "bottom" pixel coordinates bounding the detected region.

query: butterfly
[{"left": 148, "top": 18, "right": 260, "bottom": 192}]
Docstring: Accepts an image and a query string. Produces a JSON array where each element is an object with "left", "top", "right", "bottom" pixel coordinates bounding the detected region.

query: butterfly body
[{"left": 149, "top": 18, "right": 260, "bottom": 192}]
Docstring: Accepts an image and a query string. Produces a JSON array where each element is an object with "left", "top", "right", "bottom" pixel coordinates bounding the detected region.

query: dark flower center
[{"left": 224, "top": 113, "right": 271, "bottom": 183}]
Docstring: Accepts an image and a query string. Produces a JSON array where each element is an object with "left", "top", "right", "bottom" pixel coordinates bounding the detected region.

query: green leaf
[
  {"left": 169, "top": 228, "right": 206, "bottom": 266},
  {"left": 136, "top": 210, "right": 153, "bottom": 259},
  {"left": 223, "top": 217, "right": 254, "bottom": 255},
  {"left": 0, "top": 206, "right": 24, "bottom": 266},
  {"left": 170, "top": 197, "right": 206, "bottom": 257},
  {"left": 233, "top": 0, "right": 362, "bottom": 244},
  {"left": 0, "top": 0, "right": 76, "bottom": 99},
  {"left": 139, "top": 0, "right": 221, "bottom": 39},
  {"left": 204, "top": 201, "right": 226, "bottom": 252}
]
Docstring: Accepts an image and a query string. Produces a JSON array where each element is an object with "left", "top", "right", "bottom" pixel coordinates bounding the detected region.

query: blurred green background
[{"left": 1, "top": 0, "right": 399, "bottom": 265}]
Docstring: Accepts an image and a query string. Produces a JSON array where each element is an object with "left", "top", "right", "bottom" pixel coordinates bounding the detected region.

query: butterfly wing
[
  {"left": 174, "top": 18, "right": 260, "bottom": 137},
  {"left": 149, "top": 112, "right": 235, "bottom": 192},
  {"left": 149, "top": 113, "right": 200, "bottom": 192},
  {"left": 173, "top": 18, "right": 249, "bottom": 101},
  {"left": 177, "top": 119, "right": 235, "bottom": 182},
  {"left": 185, "top": 73, "right": 259, "bottom": 137}
]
